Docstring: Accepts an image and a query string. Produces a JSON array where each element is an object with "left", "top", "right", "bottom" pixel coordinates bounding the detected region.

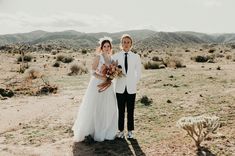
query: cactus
[{"left": 177, "top": 115, "right": 220, "bottom": 148}]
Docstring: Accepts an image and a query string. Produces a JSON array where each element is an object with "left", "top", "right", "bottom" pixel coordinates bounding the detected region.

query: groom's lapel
[{"left": 119, "top": 52, "right": 126, "bottom": 75}]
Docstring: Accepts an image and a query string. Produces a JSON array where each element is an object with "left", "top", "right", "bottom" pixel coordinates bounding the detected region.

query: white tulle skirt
[{"left": 72, "top": 76, "right": 118, "bottom": 142}]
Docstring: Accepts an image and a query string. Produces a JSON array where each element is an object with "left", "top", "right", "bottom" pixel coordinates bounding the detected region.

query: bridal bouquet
[{"left": 97, "top": 61, "right": 124, "bottom": 92}]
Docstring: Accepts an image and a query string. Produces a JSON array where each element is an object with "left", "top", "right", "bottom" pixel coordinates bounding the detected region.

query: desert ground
[{"left": 0, "top": 44, "right": 235, "bottom": 156}]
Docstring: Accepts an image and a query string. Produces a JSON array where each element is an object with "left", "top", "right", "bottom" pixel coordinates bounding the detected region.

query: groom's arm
[{"left": 112, "top": 53, "right": 118, "bottom": 62}]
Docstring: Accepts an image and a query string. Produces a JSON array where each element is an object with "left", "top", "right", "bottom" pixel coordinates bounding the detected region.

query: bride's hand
[{"left": 101, "top": 76, "right": 107, "bottom": 81}]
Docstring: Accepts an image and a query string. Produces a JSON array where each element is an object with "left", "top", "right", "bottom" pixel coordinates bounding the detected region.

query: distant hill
[{"left": 0, "top": 29, "right": 235, "bottom": 49}]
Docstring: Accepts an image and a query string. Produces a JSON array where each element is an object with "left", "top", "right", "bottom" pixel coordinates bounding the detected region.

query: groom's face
[{"left": 122, "top": 38, "right": 132, "bottom": 52}]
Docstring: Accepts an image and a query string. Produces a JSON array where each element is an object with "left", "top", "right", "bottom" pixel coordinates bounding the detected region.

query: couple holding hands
[{"left": 72, "top": 34, "right": 141, "bottom": 142}]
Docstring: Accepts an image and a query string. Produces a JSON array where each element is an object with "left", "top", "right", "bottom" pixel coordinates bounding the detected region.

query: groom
[{"left": 113, "top": 34, "right": 141, "bottom": 139}]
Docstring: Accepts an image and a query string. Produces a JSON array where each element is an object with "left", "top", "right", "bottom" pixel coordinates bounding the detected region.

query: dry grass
[
  {"left": 17, "top": 55, "right": 33, "bottom": 62},
  {"left": 144, "top": 61, "right": 160, "bottom": 69},
  {"left": 0, "top": 44, "right": 234, "bottom": 156},
  {"left": 26, "top": 68, "right": 43, "bottom": 80},
  {"left": 68, "top": 63, "right": 88, "bottom": 76},
  {"left": 163, "top": 57, "right": 185, "bottom": 68},
  {"left": 56, "top": 55, "right": 74, "bottom": 63}
]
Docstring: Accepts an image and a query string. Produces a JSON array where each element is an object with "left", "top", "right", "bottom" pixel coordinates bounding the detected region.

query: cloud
[
  {"left": 0, "top": 12, "right": 125, "bottom": 34},
  {"left": 203, "top": 0, "right": 222, "bottom": 8}
]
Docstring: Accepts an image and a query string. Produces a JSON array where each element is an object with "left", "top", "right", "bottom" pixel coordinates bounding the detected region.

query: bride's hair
[
  {"left": 120, "top": 34, "right": 133, "bottom": 50},
  {"left": 97, "top": 37, "right": 113, "bottom": 53}
]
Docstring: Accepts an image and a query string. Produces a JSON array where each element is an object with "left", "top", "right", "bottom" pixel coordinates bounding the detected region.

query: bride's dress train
[{"left": 72, "top": 55, "right": 118, "bottom": 142}]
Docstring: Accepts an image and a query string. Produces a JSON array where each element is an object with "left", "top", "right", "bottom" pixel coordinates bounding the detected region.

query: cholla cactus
[{"left": 177, "top": 115, "right": 220, "bottom": 148}]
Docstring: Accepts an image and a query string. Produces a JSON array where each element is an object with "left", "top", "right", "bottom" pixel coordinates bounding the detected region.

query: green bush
[
  {"left": 62, "top": 57, "right": 74, "bottom": 63},
  {"left": 194, "top": 56, "right": 209, "bottom": 62},
  {"left": 152, "top": 56, "right": 160, "bottom": 61},
  {"left": 140, "top": 95, "right": 153, "bottom": 106},
  {"left": 56, "top": 55, "right": 65, "bottom": 62},
  {"left": 68, "top": 64, "right": 88, "bottom": 76},
  {"left": 56, "top": 55, "right": 73, "bottom": 63},
  {"left": 53, "top": 61, "right": 60, "bottom": 67},
  {"left": 17, "top": 55, "right": 32, "bottom": 62},
  {"left": 144, "top": 61, "right": 159, "bottom": 69},
  {"left": 82, "top": 49, "right": 87, "bottom": 54}
]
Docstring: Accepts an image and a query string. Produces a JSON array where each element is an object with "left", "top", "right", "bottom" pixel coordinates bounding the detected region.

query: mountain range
[{"left": 0, "top": 30, "right": 235, "bottom": 49}]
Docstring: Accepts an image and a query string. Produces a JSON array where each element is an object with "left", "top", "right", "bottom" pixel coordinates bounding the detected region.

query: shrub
[
  {"left": 231, "top": 44, "right": 235, "bottom": 49},
  {"left": 132, "top": 49, "right": 137, "bottom": 54},
  {"left": 143, "top": 54, "right": 148, "bottom": 57},
  {"left": 69, "top": 64, "right": 80, "bottom": 75},
  {"left": 144, "top": 61, "right": 159, "bottom": 69},
  {"left": 226, "top": 55, "right": 232, "bottom": 60},
  {"left": 56, "top": 55, "right": 65, "bottom": 62},
  {"left": 216, "top": 53, "right": 224, "bottom": 58},
  {"left": 140, "top": 95, "right": 152, "bottom": 106},
  {"left": 56, "top": 55, "right": 74, "bottom": 63},
  {"left": 163, "top": 57, "right": 185, "bottom": 68},
  {"left": 17, "top": 55, "right": 32, "bottom": 62},
  {"left": 194, "top": 56, "right": 209, "bottom": 62},
  {"left": 148, "top": 49, "right": 153, "bottom": 53},
  {"left": 82, "top": 49, "right": 87, "bottom": 54},
  {"left": 152, "top": 56, "right": 160, "bottom": 62},
  {"left": 62, "top": 56, "right": 74, "bottom": 63},
  {"left": 0, "top": 88, "right": 14, "bottom": 97},
  {"left": 36, "top": 84, "right": 58, "bottom": 95},
  {"left": 68, "top": 63, "right": 88, "bottom": 76},
  {"left": 51, "top": 50, "right": 57, "bottom": 55},
  {"left": 26, "top": 69, "right": 42, "bottom": 79},
  {"left": 208, "top": 49, "right": 216, "bottom": 53},
  {"left": 53, "top": 61, "right": 60, "bottom": 67}
]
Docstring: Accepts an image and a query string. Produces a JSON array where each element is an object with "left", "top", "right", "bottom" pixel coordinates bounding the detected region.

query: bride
[{"left": 72, "top": 37, "right": 118, "bottom": 142}]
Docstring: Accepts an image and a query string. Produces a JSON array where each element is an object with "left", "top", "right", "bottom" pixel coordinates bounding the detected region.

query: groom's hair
[
  {"left": 120, "top": 34, "right": 133, "bottom": 49},
  {"left": 121, "top": 34, "right": 132, "bottom": 45}
]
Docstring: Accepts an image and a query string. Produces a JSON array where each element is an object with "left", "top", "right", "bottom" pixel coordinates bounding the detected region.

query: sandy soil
[{"left": 0, "top": 47, "right": 235, "bottom": 156}]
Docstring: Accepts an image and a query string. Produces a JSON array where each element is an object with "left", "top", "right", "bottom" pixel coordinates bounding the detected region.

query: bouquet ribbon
[{"left": 97, "top": 80, "right": 112, "bottom": 92}]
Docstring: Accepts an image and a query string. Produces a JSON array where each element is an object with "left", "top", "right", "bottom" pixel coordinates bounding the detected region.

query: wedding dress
[{"left": 72, "top": 54, "right": 118, "bottom": 142}]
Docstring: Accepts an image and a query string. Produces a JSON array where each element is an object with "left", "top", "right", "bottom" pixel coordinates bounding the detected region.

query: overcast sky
[{"left": 0, "top": 0, "right": 234, "bottom": 35}]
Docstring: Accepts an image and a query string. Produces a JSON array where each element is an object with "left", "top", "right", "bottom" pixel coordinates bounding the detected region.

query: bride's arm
[{"left": 91, "top": 55, "right": 107, "bottom": 81}]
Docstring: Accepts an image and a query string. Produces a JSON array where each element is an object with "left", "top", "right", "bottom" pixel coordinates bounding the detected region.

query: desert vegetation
[{"left": 0, "top": 30, "right": 234, "bottom": 155}]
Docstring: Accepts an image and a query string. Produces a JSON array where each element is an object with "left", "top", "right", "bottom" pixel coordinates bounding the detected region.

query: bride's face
[{"left": 102, "top": 42, "right": 111, "bottom": 54}]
